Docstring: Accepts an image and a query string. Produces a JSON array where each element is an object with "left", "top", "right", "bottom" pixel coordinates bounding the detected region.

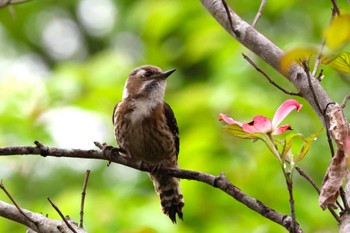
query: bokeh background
[{"left": 0, "top": 0, "right": 349, "bottom": 232}]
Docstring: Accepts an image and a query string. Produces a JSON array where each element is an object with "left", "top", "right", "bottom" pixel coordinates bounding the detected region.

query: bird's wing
[
  {"left": 112, "top": 102, "right": 120, "bottom": 125},
  {"left": 163, "top": 102, "right": 179, "bottom": 157}
]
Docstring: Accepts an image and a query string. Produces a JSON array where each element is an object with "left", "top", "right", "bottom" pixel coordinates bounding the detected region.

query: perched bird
[{"left": 113, "top": 65, "right": 184, "bottom": 223}]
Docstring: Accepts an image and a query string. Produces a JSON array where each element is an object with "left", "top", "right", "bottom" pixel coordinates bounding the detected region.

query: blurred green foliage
[{"left": 0, "top": 0, "right": 349, "bottom": 232}]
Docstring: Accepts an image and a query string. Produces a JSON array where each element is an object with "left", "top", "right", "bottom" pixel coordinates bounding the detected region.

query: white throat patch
[{"left": 129, "top": 99, "right": 160, "bottom": 124}]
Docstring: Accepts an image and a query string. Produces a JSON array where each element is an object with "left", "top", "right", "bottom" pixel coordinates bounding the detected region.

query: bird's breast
[{"left": 117, "top": 102, "right": 176, "bottom": 165}]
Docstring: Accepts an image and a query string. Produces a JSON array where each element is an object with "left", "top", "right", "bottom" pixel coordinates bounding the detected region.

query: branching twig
[
  {"left": 252, "top": 0, "right": 267, "bottom": 28},
  {"left": 0, "top": 141, "right": 303, "bottom": 232},
  {"left": 47, "top": 197, "right": 78, "bottom": 233},
  {"left": 80, "top": 170, "right": 91, "bottom": 228},
  {"left": 340, "top": 95, "right": 350, "bottom": 109},
  {"left": 242, "top": 53, "right": 300, "bottom": 96},
  {"left": 330, "top": 0, "right": 341, "bottom": 16},
  {"left": 0, "top": 180, "right": 36, "bottom": 225}
]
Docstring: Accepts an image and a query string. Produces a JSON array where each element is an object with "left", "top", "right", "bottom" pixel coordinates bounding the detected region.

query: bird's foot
[{"left": 94, "top": 142, "right": 125, "bottom": 166}]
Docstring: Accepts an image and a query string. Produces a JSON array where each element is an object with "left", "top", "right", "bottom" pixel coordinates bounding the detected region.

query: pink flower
[{"left": 219, "top": 99, "right": 302, "bottom": 135}]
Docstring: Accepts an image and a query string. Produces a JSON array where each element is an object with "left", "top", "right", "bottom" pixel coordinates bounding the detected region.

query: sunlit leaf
[
  {"left": 295, "top": 128, "right": 323, "bottom": 163},
  {"left": 279, "top": 129, "right": 322, "bottom": 165},
  {"left": 281, "top": 133, "right": 303, "bottom": 162},
  {"left": 222, "top": 124, "right": 281, "bottom": 161},
  {"left": 222, "top": 124, "right": 265, "bottom": 140},
  {"left": 322, "top": 51, "right": 350, "bottom": 74},
  {"left": 280, "top": 47, "right": 318, "bottom": 73},
  {"left": 324, "top": 14, "right": 350, "bottom": 50}
]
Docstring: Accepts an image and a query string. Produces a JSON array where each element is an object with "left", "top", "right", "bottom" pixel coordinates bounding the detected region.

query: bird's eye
[{"left": 143, "top": 71, "right": 152, "bottom": 77}]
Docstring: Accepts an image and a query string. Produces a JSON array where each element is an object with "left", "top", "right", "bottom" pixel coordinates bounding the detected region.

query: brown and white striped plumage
[{"left": 113, "top": 65, "right": 184, "bottom": 223}]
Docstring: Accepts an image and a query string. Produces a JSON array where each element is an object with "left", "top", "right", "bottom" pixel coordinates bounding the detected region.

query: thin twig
[
  {"left": 323, "top": 102, "right": 336, "bottom": 157},
  {"left": 316, "top": 69, "right": 324, "bottom": 81},
  {"left": 312, "top": 5, "right": 338, "bottom": 76},
  {"left": 302, "top": 61, "right": 323, "bottom": 114},
  {"left": 285, "top": 177, "right": 297, "bottom": 233},
  {"left": 295, "top": 166, "right": 320, "bottom": 194},
  {"left": 47, "top": 197, "right": 78, "bottom": 233},
  {"left": 340, "top": 188, "right": 350, "bottom": 211},
  {"left": 252, "top": 0, "right": 267, "bottom": 28},
  {"left": 330, "top": 0, "right": 341, "bottom": 16},
  {"left": 221, "top": 0, "right": 235, "bottom": 35},
  {"left": 80, "top": 170, "right": 91, "bottom": 228},
  {"left": 312, "top": 41, "right": 326, "bottom": 77},
  {"left": 340, "top": 94, "right": 350, "bottom": 108},
  {"left": 295, "top": 166, "right": 340, "bottom": 222},
  {"left": 242, "top": 53, "right": 300, "bottom": 96},
  {"left": 0, "top": 180, "right": 36, "bottom": 225}
]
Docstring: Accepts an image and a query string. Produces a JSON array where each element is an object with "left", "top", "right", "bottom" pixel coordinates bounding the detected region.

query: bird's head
[{"left": 122, "top": 65, "right": 176, "bottom": 100}]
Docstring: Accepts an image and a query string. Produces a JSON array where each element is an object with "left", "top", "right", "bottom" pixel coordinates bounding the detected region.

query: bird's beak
[{"left": 159, "top": 69, "right": 176, "bottom": 79}]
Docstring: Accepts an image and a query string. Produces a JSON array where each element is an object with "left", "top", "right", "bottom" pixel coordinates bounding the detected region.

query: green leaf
[
  {"left": 322, "top": 51, "right": 350, "bottom": 74},
  {"left": 222, "top": 124, "right": 281, "bottom": 161},
  {"left": 222, "top": 124, "right": 264, "bottom": 140},
  {"left": 281, "top": 133, "right": 304, "bottom": 162},
  {"left": 295, "top": 128, "right": 323, "bottom": 163},
  {"left": 324, "top": 14, "right": 350, "bottom": 50},
  {"left": 279, "top": 129, "right": 322, "bottom": 165}
]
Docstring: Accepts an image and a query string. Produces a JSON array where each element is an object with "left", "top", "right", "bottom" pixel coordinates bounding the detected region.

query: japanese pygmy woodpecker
[{"left": 113, "top": 65, "right": 184, "bottom": 223}]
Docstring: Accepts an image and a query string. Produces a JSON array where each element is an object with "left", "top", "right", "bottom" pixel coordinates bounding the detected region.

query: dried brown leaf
[
  {"left": 319, "top": 148, "right": 346, "bottom": 210},
  {"left": 319, "top": 104, "right": 350, "bottom": 209},
  {"left": 328, "top": 104, "right": 349, "bottom": 146}
]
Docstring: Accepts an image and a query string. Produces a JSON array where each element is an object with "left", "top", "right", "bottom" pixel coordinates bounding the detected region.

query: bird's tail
[{"left": 149, "top": 173, "right": 184, "bottom": 223}]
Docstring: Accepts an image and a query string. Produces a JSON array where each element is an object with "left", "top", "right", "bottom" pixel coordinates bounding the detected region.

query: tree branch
[
  {"left": 0, "top": 200, "right": 86, "bottom": 233},
  {"left": 47, "top": 197, "right": 78, "bottom": 233},
  {"left": 242, "top": 53, "right": 300, "bottom": 96},
  {"left": 0, "top": 0, "right": 30, "bottom": 8},
  {"left": 0, "top": 142, "right": 303, "bottom": 232},
  {"left": 200, "top": 0, "right": 332, "bottom": 126},
  {"left": 0, "top": 180, "right": 36, "bottom": 225}
]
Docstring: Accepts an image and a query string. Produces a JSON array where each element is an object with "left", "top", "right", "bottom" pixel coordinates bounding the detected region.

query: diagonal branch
[
  {"left": 47, "top": 197, "right": 78, "bottom": 233},
  {"left": 242, "top": 53, "right": 300, "bottom": 96},
  {"left": 0, "top": 200, "right": 86, "bottom": 233},
  {"left": 251, "top": 0, "right": 267, "bottom": 28},
  {"left": 0, "top": 180, "right": 36, "bottom": 225},
  {"left": 1, "top": 141, "right": 303, "bottom": 232},
  {"left": 200, "top": 0, "right": 332, "bottom": 126}
]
